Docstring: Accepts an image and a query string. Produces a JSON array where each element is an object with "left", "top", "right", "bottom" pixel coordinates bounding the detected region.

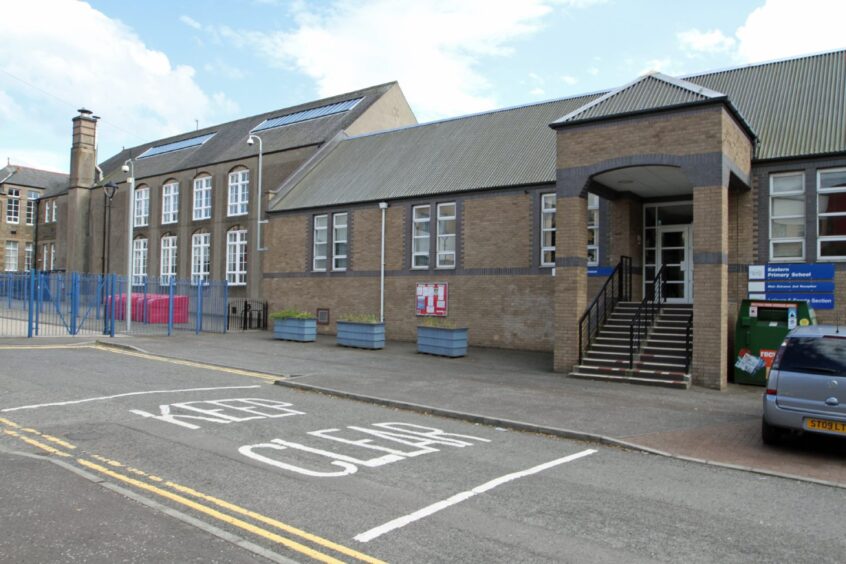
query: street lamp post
[
  {"left": 101, "top": 181, "right": 119, "bottom": 275},
  {"left": 121, "top": 159, "right": 135, "bottom": 331},
  {"left": 247, "top": 135, "right": 267, "bottom": 254}
]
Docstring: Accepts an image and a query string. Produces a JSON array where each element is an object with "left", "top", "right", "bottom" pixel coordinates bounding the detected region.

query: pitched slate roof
[
  {"left": 0, "top": 165, "right": 69, "bottom": 197},
  {"left": 269, "top": 50, "right": 846, "bottom": 212},
  {"left": 269, "top": 92, "right": 602, "bottom": 211},
  {"left": 97, "top": 82, "right": 399, "bottom": 185}
]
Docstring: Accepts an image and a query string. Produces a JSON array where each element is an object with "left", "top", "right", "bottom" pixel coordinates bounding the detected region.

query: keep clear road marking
[
  {"left": 0, "top": 417, "right": 384, "bottom": 564},
  {"left": 354, "top": 448, "right": 598, "bottom": 543},
  {"left": 1, "top": 385, "right": 263, "bottom": 413}
]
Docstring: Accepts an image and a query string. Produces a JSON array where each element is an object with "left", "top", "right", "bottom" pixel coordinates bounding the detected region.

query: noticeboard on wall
[
  {"left": 416, "top": 283, "right": 448, "bottom": 316},
  {"left": 747, "top": 263, "right": 835, "bottom": 310}
]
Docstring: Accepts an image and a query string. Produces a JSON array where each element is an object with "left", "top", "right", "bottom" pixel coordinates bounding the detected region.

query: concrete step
[{"left": 569, "top": 368, "right": 690, "bottom": 389}]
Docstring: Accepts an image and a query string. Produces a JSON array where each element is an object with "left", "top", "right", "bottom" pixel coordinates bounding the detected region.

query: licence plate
[{"left": 805, "top": 418, "right": 846, "bottom": 434}]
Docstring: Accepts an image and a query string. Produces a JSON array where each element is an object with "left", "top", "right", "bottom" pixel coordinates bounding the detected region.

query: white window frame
[
  {"left": 226, "top": 229, "right": 247, "bottom": 286},
  {"left": 332, "top": 212, "right": 348, "bottom": 271},
  {"left": 49, "top": 242, "right": 55, "bottom": 271},
  {"left": 312, "top": 214, "right": 328, "bottom": 271},
  {"left": 436, "top": 202, "right": 456, "bottom": 269},
  {"left": 161, "top": 182, "right": 179, "bottom": 224},
  {"left": 588, "top": 193, "right": 599, "bottom": 267},
  {"left": 768, "top": 171, "right": 805, "bottom": 261},
  {"left": 412, "top": 205, "right": 431, "bottom": 269},
  {"left": 192, "top": 176, "right": 212, "bottom": 221},
  {"left": 42, "top": 243, "right": 48, "bottom": 270},
  {"left": 26, "top": 191, "right": 38, "bottom": 225},
  {"left": 51, "top": 201, "right": 57, "bottom": 223},
  {"left": 540, "top": 193, "right": 556, "bottom": 267},
  {"left": 134, "top": 186, "right": 150, "bottom": 227},
  {"left": 6, "top": 188, "right": 19, "bottom": 224},
  {"left": 817, "top": 167, "right": 846, "bottom": 260},
  {"left": 4, "top": 241, "right": 18, "bottom": 271},
  {"left": 24, "top": 242, "right": 33, "bottom": 271},
  {"left": 191, "top": 232, "right": 211, "bottom": 284},
  {"left": 132, "top": 238, "right": 148, "bottom": 286},
  {"left": 160, "top": 235, "right": 177, "bottom": 282},
  {"left": 228, "top": 169, "right": 249, "bottom": 216}
]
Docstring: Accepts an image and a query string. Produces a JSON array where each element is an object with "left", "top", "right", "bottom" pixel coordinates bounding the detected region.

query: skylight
[
  {"left": 137, "top": 132, "right": 216, "bottom": 159},
  {"left": 252, "top": 98, "right": 363, "bottom": 133}
]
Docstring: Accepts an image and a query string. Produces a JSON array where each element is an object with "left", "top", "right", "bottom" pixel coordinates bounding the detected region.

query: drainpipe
[{"left": 379, "top": 202, "right": 388, "bottom": 323}]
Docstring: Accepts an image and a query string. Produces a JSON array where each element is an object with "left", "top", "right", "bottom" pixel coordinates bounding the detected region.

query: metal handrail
[
  {"left": 629, "top": 265, "right": 666, "bottom": 368},
  {"left": 684, "top": 313, "right": 693, "bottom": 372},
  {"left": 577, "top": 256, "right": 632, "bottom": 364}
]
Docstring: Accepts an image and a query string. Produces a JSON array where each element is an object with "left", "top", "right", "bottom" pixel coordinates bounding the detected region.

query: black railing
[
  {"left": 227, "top": 299, "right": 268, "bottom": 331},
  {"left": 629, "top": 265, "right": 666, "bottom": 368},
  {"left": 578, "top": 256, "right": 632, "bottom": 363},
  {"left": 684, "top": 313, "right": 693, "bottom": 372}
]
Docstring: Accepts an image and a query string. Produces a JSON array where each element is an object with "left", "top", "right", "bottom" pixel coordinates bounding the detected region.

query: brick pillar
[
  {"left": 608, "top": 194, "right": 643, "bottom": 301},
  {"left": 692, "top": 185, "right": 729, "bottom": 389},
  {"left": 554, "top": 194, "right": 588, "bottom": 373}
]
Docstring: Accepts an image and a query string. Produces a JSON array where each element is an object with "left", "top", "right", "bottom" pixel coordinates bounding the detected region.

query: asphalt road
[{"left": 0, "top": 344, "right": 843, "bottom": 563}]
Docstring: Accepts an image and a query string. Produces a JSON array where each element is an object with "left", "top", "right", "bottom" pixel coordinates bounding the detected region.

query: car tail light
[{"left": 766, "top": 388, "right": 777, "bottom": 395}]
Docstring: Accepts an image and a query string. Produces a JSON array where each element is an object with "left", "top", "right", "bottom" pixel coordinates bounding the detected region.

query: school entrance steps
[{"left": 570, "top": 302, "right": 693, "bottom": 389}]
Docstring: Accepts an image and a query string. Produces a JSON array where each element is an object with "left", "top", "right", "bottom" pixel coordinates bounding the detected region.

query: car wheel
[{"left": 762, "top": 419, "right": 783, "bottom": 446}]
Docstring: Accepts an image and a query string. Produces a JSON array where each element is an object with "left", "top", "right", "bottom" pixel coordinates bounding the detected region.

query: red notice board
[{"left": 416, "top": 283, "right": 448, "bottom": 316}]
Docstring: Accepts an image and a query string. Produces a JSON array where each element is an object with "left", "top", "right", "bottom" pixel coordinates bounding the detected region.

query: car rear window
[{"left": 775, "top": 336, "right": 846, "bottom": 377}]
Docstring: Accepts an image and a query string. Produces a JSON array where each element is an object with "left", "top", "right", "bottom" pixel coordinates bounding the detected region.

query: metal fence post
[
  {"left": 35, "top": 272, "right": 42, "bottom": 336},
  {"left": 27, "top": 269, "right": 35, "bottom": 338},
  {"left": 70, "top": 272, "right": 79, "bottom": 335},
  {"left": 167, "top": 278, "right": 175, "bottom": 336},
  {"left": 195, "top": 283, "right": 202, "bottom": 335},
  {"left": 6, "top": 273, "right": 11, "bottom": 309},
  {"left": 110, "top": 274, "right": 116, "bottom": 337},
  {"left": 222, "top": 280, "right": 228, "bottom": 334}
]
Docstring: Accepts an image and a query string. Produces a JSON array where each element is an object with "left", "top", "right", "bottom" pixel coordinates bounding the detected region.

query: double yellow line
[{"left": 0, "top": 417, "right": 383, "bottom": 564}]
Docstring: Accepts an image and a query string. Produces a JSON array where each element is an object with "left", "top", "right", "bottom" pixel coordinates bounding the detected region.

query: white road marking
[
  {"left": 0, "top": 385, "right": 263, "bottom": 412},
  {"left": 354, "top": 448, "right": 597, "bottom": 543}
]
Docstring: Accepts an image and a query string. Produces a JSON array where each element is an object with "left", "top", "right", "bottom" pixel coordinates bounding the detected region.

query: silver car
[{"left": 762, "top": 325, "right": 846, "bottom": 445}]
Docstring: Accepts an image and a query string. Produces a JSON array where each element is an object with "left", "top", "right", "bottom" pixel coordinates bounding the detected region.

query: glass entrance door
[
  {"left": 658, "top": 225, "right": 691, "bottom": 303},
  {"left": 643, "top": 202, "right": 693, "bottom": 304}
]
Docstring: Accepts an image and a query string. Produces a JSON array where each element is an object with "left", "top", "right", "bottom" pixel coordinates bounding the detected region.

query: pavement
[{"left": 71, "top": 329, "right": 846, "bottom": 489}]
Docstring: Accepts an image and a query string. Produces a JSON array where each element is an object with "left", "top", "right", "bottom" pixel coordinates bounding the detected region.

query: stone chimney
[{"left": 65, "top": 108, "right": 98, "bottom": 273}]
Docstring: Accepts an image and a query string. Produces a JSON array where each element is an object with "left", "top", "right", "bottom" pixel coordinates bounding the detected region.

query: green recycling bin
[{"left": 734, "top": 299, "right": 816, "bottom": 386}]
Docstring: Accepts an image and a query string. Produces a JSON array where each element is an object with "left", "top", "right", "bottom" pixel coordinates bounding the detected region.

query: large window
[
  {"left": 42, "top": 243, "right": 48, "bottom": 270},
  {"left": 161, "top": 182, "right": 179, "bottom": 224},
  {"left": 817, "top": 168, "right": 846, "bottom": 260},
  {"left": 228, "top": 169, "right": 249, "bottom": 216},
  {"left": 332, "top": 212, "right": 348, "bottom": 271},
  {"left": 51, "top": 201, "right": 57, "bottom": 223},
  {"left": 411, "top": 205, "right": 430, "bottom": 269},
  {"left": 226, "top": 229, "right": 247, "bottom": 286},
  {"left": 6, "top": 188, "right": 19, "bottom": 224},
  {"left": 769, "top": 172, "right": 805, "bottom": 260},
  {"left": 49, "top": 243, "right": 55, "bottom": 271},
  {"left": 193, "top": 176, "right": 212, "bottom": 220},
  {"left": 4, "top": 241, "right": 18, "bottom": 271},
  {"left": 588, "top": 194, "right": 599, "bottom": 266},
  {"left": 313, "top": 214, "right": 328, "bottom": 271},
  {"left": 132, "top": 238, "right": 148, "bottom": 286},
  {"left": 26, "top": 191, "right": 37, "bottom": 225},
  {"left": 540, "top": 193, "right": 556, "bottom": 267},
  {"left": 191, "top": 232, "right": 210, "bottom": 284},
  {"left": 436, "top": 203, "right": 456, "bottom": 269},
  {"left": 160, "top": 235, "right": 177, "bottom": 282},
  {"left": 134, "top": 186, "right": 150, "bottom": 227},
  {"left": 24, "top": 242, "right": 33, "bottom": 271}
]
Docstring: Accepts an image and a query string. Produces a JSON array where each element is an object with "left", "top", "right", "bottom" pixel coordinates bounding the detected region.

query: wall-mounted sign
[
  {"left": 588, "top": 266, "right": 614, "bottom": 277},
  {"left": 747, "top": 263, "right": 835, "bottom": 310},
  {"left": 416, "top": 283, "right": 448, "bottom": 317}
]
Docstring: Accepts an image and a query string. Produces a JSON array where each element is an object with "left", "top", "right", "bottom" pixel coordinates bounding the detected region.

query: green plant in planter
[
  {"left": 338, "top": 313, "right": 380, "bottom": 324},
  {"left": 269, "top": 308, "right": 315, "bottom": 320},
  {"left": 418, "top": 316, "right": 458, "bottom": 329}
]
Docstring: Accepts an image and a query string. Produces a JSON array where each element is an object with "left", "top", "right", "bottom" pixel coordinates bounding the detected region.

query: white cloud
[
  {"left": 677, "top": 29, "right": 736, "bottom": 55},
  {"left": 560, "top": 75, "right": 578, "bottom": 85},
  {"left": 0, "top": 148, "right": 67, "bottom": 173},
  {"left": 220, "top": 0, "right": 603, "bottom": 121},
  {"left": 204, "top": 60, "right": 248, "bottom": 80},
  {"left": 529, "top": 87, "right": 546, "bottom": 96},
  {"left": 639, "top": 58, "right": 674, "bottom": 75},
  {"left": 0, "top": 1, "right": 238, "bottom": 171},
  {"left": 180, "top": 15, "right": 202, "bottom": 30}
]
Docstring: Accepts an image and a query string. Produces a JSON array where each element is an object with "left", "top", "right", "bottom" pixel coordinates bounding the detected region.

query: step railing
[
  {"left": 578, "top": 256, "right": 632, "bottom": 363},
  {"left": 684, "top": 313, "right": 693, "bottom": 372},
  {"left": 629, "top": 265, "right": 666, "bottom": 368}
]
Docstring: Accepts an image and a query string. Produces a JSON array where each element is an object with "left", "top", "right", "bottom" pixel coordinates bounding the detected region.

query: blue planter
[
  {"left": 273, "top": 318, "right": 317, "bottom": 342},
  {"left": 417, "top": 326, "right": 468, "bottom": 357},
  {"left": 336, "top": 321, "right": 385, "bottom": 349}
]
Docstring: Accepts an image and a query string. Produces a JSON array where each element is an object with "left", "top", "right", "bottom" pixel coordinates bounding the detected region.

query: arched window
[
  {"left": 228, "top": 167, "right": 249, "bottom": 217},
  {"left": 161, "top": 179, "right": 179, "bottom": 224},
  {"left": 226, "top": 226, "right": 247, "bottom": 286},
  {"left": 191, "top": 229, "right": 211, "bottom": 284},
  {"left": 132, "top": 236, "right": 148, "bottom": 286},
  {"left": 160, "top": 233, "right": 177, "bottom": 283},
  {"left": 192, "top": 173, "right": 212, "bottom": 221},
  {"left": 134, "top": 185, "right": 150, "bottom": 227}
]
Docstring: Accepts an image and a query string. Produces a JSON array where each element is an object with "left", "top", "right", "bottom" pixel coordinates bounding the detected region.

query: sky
[{"left": 1, "top": 0, "right": 844, "bottom": 173}]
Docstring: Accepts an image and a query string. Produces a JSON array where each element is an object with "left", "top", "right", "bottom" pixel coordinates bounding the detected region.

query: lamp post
[
  {"left": 121, "top": 159, "right": 135, "bottom": 331},
  {"left": 101, "top": 181, "right": 119, "bottom": 275},
  {"left": 247, "top": 134, "right": 267, "bottom": 255}
]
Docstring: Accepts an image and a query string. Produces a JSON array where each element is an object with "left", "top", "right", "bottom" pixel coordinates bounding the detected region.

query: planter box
[
  {"left": 336, "top": 321, "right": 385, "bottom": 349},
  {"left": 273, "top": 318, "right": 317, "bottom": 342},
  {"left": 416, "top": 326, "right": 468, "bottom": 357}
]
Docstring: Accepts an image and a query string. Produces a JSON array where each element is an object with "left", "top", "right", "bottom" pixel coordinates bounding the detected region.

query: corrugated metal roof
[
  {"left": 0, "top": 165, "right": 68, "bottom": 197},
  {"left": 685, "top": 50, "right": 846, "bottom": 160},
  {"left": 96, "top": 82, "right": 398, "bottom": 186},
  {"left": 270, "top": 93, "right": 601, "bottom": 211},
  {"left": 554, "top": 73, "right": 724, "bottom": 124}
]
